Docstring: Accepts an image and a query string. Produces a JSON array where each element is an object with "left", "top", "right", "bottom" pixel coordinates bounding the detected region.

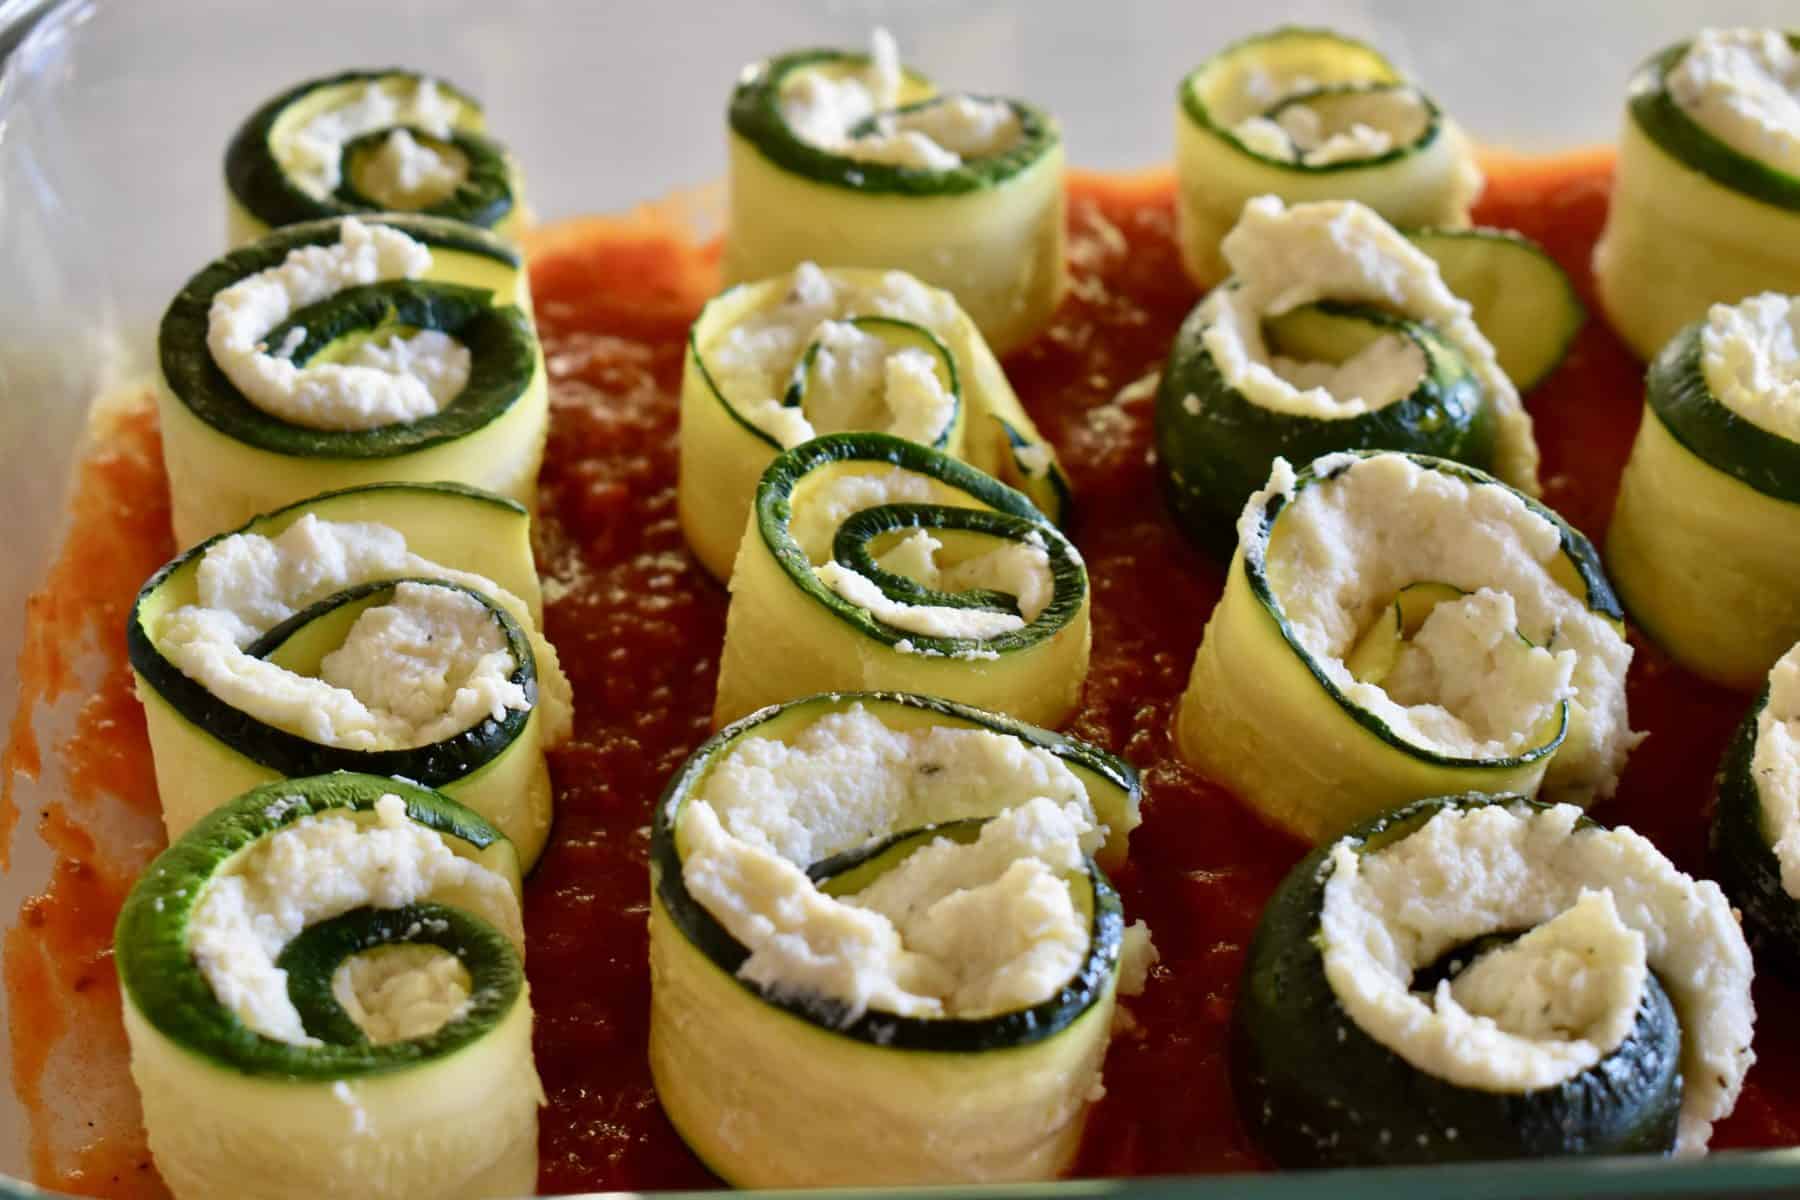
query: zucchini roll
[
  {"left": 158, "top": 214, "right": 546, "bottom": 548},
  {"left": 128, "top": 482, "right": 571, "bottom": 870},
  {"left": 679, "top": 261, "right": 1068, "bottom": 580},
  {"left": 649, "top": 692, "right": 1147, "bottom": 1186},
  {"left": 1177, "top": 451, "right": 1636, "bottom": 842},
  {"left": 725, "top": 34, "right": 1064, "bottom": 354},
  {"left": 225, "top": 69, "right": 524, "bottom": 246},
  {"left": 713, "top": 432, "right": 1087, "bottom": 729},
  {"left": 1713, "top": 643, "right": 1800, "bottom": 976},
  {"left": 1155, "top": 197, "right": 1552, "bottom": 555},
  {"left": 1607, "top": 293, "right": 1800, "bottom": 689},
  {"left": 1174, "top": 27, "right": 1482, "bottom": 287},
  {"left": 1235, "top": 794, "right": 1753, "bottom": 1165},
  {"left": 1594, "top": 29, "right": 1800, "bottom": 360},
  {"left": 117, "top": 774, "right": 541, "bottom": 1200}
]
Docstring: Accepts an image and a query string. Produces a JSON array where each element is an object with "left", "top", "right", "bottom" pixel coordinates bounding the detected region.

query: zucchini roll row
[
  {"left": 226, "top": 69, "right": 524, "bottom": 246},
  {"left": 128, "top": 482, "right": 570, "bottom": 869},
  {"left": 1177, "top": 451, "right": 1635, "bottom": 842},
  {"left": 1154, "top": 197, "right": 1562, "bottom": 552},
  {"left": 713, "top": 433, "right": 1088, "bottom": 729},
  {"left": 649, "top": 692, "right": 1146, "bottom": 1186},
  {"left": 1236, "top": 794, "right": 1753, "bottom": 1165},
  {"left": 679, "top": 262, "right": 1068, "bottom": 580},
  {"left": 1595, "top": 29, "right": 1800, "bottom": 360},
  {"left": 1713, "top": 642, "right": 1800, "bottom": 976},
  {"left": 116, "top": 773, "right": 541, "bottom": 1200},
  {"left": 1607, "top": 293, "right": 1800, "bottom": 689},
  {"left": 1174, "top": 27, "right": 1482, "bottom": 287},
  {"left": 158, "top": 214, "right": 547, "bottom": 548},
  {"left": 725, "top": 37, "right": 1065, "bottom": 354}
]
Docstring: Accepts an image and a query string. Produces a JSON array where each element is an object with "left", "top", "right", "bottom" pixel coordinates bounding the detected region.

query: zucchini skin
[
  {"left": 1711, "top": 687, "right": 1800, "bottom": 980},
  {"left": 1233, "top": 794, "right": 1683, "bottom": 1167}
]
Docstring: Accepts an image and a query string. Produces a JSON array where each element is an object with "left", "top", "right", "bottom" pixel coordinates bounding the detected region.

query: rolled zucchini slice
[
  {"left": 158, "top": 213, "right": 546, "bottom": 548},
  {"left": 1154, "top": 197, "right": 1541, "bottom": 555},
  {"left": 1607, "top": 294, "right": 1800, "bottom": 689},
  {"left": 127, "top": 481, "right": 571, "bottom": 869},
  {"left": 1712, "top": 643, "right": 1800, "bottom": 977},
  {"left": 724, "top": 38, "right": 1065, "bottom": 354},
  {"left": 713, "top": 432, "right": 1088, "bottom": 729},
  {"left": 1176, "top": 450, "right": 1636, "bottom": 842},
  {"left": 1174, "top": 27, "right": 1482, "bottom": 287},
  {"left": 116, "top": 773, "right": 541, "bottom": 1200},
  {"left": 648, "top": 691, "right": 1144, "bottom": 1186},
  {"left": 1594, "top": 29, "right": 1800, "bottom": 360},
  {"left": 225, "top": 68, "right": 524, "bottom": 246},
  {"left": 1235, "top": 793, "right": 1754, "bottom": 1164},
  {"left": 679, "top": 262, "right": 1069, "bottom": 580}
]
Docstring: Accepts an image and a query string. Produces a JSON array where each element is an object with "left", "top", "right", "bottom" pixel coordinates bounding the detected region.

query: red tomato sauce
[{"left": 5, "top": 152, "right": 1797, "bottom": 1194}]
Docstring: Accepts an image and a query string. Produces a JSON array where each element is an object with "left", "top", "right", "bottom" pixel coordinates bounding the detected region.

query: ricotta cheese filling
[
  {"left": 1667, "top": 28, "right": 1800, "bottom": 177},
  {"left": 793, "top": 468, "right": 1056, "bottom": 641},
  {"left": 187, "top": 793, "right": 521, "bottom": 1046},
  {"left": 706, "top": 262, "right": 963, "bottom": 448},
  {"left": 156, "top": 514, "right": 565, "bottom": 751},
  {"left": 679, "top": 704, "right": 1104, "bottom": 1021},
  {"left": 206, "top": 218, "right": 472, "bottom": 431},
  {"left": 1701, "top": 292, "right": 1800, "bottom": 444},
  {"left": 332, "top": 943, "right": 474, "bottom": 1045},
  {"left": 280, "top": 76, "right": 465, "bottom": 200},
  {"left": 1232, "top": 86, "right": 1429, "bottom": 167},
  {"left": 1753, "top": 643, "right": 1800, "bottom": 897},
  {"left": 1247, "top": 452, "right": 1636, "bottom": 793},
  {"left": 1319, "top": 801, "right": 1754, "bottom": 1152},
  {"left": 353, "top": 128, "right": 468, "bottom": 210}
]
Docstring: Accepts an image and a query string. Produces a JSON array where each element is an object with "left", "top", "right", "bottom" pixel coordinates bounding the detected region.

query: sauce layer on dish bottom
[{"left": 6, "top": 153, "right": 1799, "bottom": 1197}]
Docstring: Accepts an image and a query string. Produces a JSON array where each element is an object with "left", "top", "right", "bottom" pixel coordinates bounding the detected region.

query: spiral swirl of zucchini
[
  {"left": 1608, "top": 293, "right": 1800, "bottom": 689},
  {"left": 724, "top": 35, "right": 1065, "bottom": 355},
  {"left": 225, "top": 68, "right": 524, "bottom": 246},
  {"left": 1712, "top": 643, "right": 1800, "bottom": 977},
  {"left": 1173, "top": 27, "right": 1482, "bottom": 287},
  {"left": 1594, "top": 29, "right": 1800, "bottom": 360},
  {"left": 128, "top": 481, "right": 571, "bottom": 870},
  {"left": 116, "top": 773, "right": 542, "bottom": 1200},
  {"left": 1176, "top": 451, "right": 1636, "bottom": 842},
  {"left": 1235, "top": 794, "right": 1753, "bottom": 1166},
  {"left": 1154, "top": 197, "right": 1567, "bottom": 552},
  {"left": 649, "top": 691, "right": 1148, "bottom": 1186},
  {"left": 157, "top": 214, "right": 546, "bottom": 548},
  {"left": 713, "top": 432, "right": 1088, "bottom": 729},
  {"left": 679, "top": 261, "right": 1069, "bottom": 580}
]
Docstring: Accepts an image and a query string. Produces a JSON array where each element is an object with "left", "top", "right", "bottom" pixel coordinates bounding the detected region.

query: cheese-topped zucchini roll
[
  {"left": 1154, "top": 197, "right": 1569, "bottom": 553},
  {"left": 1595, "top": 29, "right": 1800, "bottom": 360},
  {"left": 1713, "top": 643, "right": 1800, "bottom": 976},
  {"left": 713, "top": 433, "right": 1088, "bottom": 729},
  {"left": 1174, "top": 27, "right": 1483, "bottom": 287},
  {"left": 1608, "top": 294, "right": 1800, "bottom": 689},
  {"left": 158, "top": 214, "right": 546, "bottom": 548},
  {"left": 1177, "top": 451, "right": 1636, "bottom": 842},
  {"left": 1236, "top": 794, "right": 1753, "bottom": 1165},
  {"left": 650, "top": 692, "right": 1147, "bottom": 1186},
  {"left": 225, "top": 68, "right": 524, "bottom": 246},
  {"left": 116, "top": 773, "right": 541, "bottom": 1200},
  {"left": 680, "top": 261, "right": 1069, "bottom": 580},
  {"left": 128, "top": 482, "right": 571, "bottom": 870},
  {"left": 725, "top": 35, "right": 1064, "bottom": 355}
]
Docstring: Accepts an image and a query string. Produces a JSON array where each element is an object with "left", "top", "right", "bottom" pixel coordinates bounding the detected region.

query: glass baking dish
[{"left": 4, "top": 0, "right": 1800, "bottom": 1195}]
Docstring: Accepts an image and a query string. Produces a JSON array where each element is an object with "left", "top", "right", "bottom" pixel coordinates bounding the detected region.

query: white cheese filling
[
  {"left": 792, "top": 467, "right": 1056, "bottom": 641},
  {"left": 1754, "top": 642, "right": 1800, "bottom": 897},
  {"left": 354, "top": 128, "right": 467, "bottom": 210},
  {"left": 680, "top": 704, "right": 1104, "bottom": 1020},
  {"left": 188, "top": 793, "right": 521, "bottom": 1046},
  {"left": 1701, "top": 292, "right": 1800, "bottom": 444},
  {"left": 706, "top": 262, "right": 963, "bottom": 448},
  {"left": 206, "top": 218, "right": 472, "bottom": 431},
  {"left": 1232, "top": 86, "right": 1429, "bottom": 167},
  {"left": 156, "top": 514, "right": 566, "bottom": 751},
  {"left": 1248, "top": 452, "right": 1637, "bottom": 795},
  {"left": 332, "top": 942, "right": 474, "bottom": 1045},
  {"left": 280, "top": 76, "right": 465, "bottom": 200},
  {"left": 1320, "top": 801, "right": 1754, "bottom": 1153},
  {"left": 1668, "top": 28, "right": 1800, "bottom": 178}
]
